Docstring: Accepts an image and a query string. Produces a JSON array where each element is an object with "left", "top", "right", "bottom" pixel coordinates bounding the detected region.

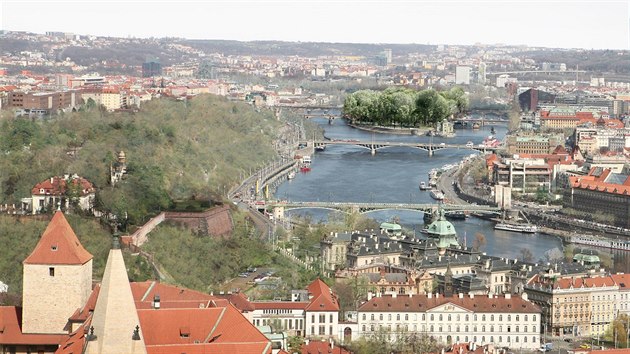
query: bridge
[
  {"left": 305, "top": 139, "right": 499, "bottom": 156},
  {"left": 266, "top": 201, "right": 501, "bottom": 219}
]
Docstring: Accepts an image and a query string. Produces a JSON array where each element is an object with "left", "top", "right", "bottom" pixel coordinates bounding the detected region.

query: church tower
[
  {"left": 86, "top": 238, "right": 146, "bottom": 354},
  {"left": 22, "top": 211, "right": 93, "bottom": 334}
]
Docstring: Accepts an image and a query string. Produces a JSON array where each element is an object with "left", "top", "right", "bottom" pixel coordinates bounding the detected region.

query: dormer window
[
  {"left": 39, "top": 188, "right": 44, "bottom": 194},
  {"left": 180, "top": 326, "right": 190, "bottom": 338},
  {"left": 51, "top": 245, "right": 58, "bottom": 251}
]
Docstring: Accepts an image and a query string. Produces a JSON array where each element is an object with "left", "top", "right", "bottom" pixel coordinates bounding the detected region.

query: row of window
[
  {"left": 311, "top": 325, "right": 334, "bottom": 336},
  {"left": 361, "top": 313, "right": 536, "bottom": 323},
  {"left": 310, "top": 314, "right": 335, "bottom": 324},
  {"left": 358, "top": 330, "right": 538, "bottom": 346},
  {"left": 254, "top": 318, "right": 303, "bottom": 330},
  {"left": 361, "top": 323, "right": 536, "bottom": 334}
]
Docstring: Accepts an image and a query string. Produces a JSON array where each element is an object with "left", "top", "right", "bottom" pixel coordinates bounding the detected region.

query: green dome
[{"left": 426, "top": 211, "right": 456, "bottom": 237}]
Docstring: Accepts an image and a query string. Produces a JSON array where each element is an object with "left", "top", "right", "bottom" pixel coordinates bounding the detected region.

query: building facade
[{"left": 357, "top": 293, "right": 541, "bottom": 350}]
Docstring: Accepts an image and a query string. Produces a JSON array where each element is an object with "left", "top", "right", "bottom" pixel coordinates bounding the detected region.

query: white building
[
  {"left": 455, "top": 66, "right": 471, "bottom": 85},
  {"left": 250, "top": 279, "right": 340, "bottom": 340},
  {"left": 357, "top": 292, "right": 541, "bottom": 350},
  {"left": 27, "top": 174, "right": 96, "bottom": 214}
]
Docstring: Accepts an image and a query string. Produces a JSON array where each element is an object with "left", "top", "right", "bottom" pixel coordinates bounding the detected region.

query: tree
[
  {"left": 472, "top": 232, "right": 487, "bottom": 251},
  {"left": 519, "top": 248, "right": 534, "bottom": 262},
  {"left": 542, "top": 247, "right": 564, "bottom": 263},
  {"left": 286, "top": 336, "right": 304, "bottom": 354}
]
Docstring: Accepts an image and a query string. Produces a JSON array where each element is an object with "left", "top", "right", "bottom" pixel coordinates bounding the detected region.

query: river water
[{"left": 275, "top": 115, "right": 628, "bottom": 269}]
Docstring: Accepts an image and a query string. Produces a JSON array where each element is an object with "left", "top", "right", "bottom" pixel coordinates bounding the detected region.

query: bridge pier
[
  {"left": 428, "top": 149, "right": 434, "bottom": 157},
  {"left": 273, "top": 206, "right": 285, "bottom": 220},
  {"left": 371, "top": 147, "right": 376, "bottom": 155}
]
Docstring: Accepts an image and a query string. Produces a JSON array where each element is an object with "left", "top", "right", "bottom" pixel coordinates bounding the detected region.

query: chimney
[
  {"left": 329, "top": 338, "right": 334, "bottom": 349},
  {"left": 50, "top": 177, "right": 54, "bottom": 183},
  {"left": 458, "top": 293, "right": 463, "bottom": 298},
  {"left": 392, "top": 292, "right": 397, "bottom": 298},
  {"left": 153, "top": 294, "right": 161, "bottom": 309},
  {"left": 469, "top": 293, "right": 475, "bottom": 299},
  {"left": 368, "top": 292, "right": 373, "bottom": 301},
  {"left": 428, "top": 292, "right": 433, "bottom": 299},
  {"left": 505, "top": 293, "right": 511, "bottom": 299},
  {"left": 305, "top": 339, "right": 310, "bottom": 345},
  {"left": 521, "top": 292, "right": 528, "bottom": 301}
]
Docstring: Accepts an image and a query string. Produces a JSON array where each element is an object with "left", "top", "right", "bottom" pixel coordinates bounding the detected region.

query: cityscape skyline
[{"left": 2, "top": 0, "right": 630, "bottom": 50}]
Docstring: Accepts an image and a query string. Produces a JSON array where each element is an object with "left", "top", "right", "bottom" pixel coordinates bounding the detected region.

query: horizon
[{"left": 2, "top": 0, "right": 630, "bottom": 51}]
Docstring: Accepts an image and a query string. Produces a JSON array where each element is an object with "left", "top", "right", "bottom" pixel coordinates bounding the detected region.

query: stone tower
[
  {"left": 86, "top": 241, "right": 147, "bottom": 354},
  {"left": 22, "top": 211, "right": 93, "bottom": 334}
]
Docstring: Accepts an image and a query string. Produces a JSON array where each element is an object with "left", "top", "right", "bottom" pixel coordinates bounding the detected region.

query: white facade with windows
[{"left": 357, "top": 293, "right": 541, "bottom": 350}]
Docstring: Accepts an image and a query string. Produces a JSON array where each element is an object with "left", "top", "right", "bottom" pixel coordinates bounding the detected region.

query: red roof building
[
  {"left": 28, "top": 175, "right": 96, "bottom": 214},
  {"left": 24, "top": 211, "right": 93, "bottom": 265}
]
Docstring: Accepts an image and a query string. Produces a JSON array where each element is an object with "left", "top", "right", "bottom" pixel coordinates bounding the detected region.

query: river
[{"left": 275, "top": 115, "right": 628, "bottom": 270}]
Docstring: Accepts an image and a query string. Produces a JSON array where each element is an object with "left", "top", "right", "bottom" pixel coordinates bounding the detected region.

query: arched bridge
[
  {"left": 307, "top": 140, "right": 499, "bottom": 156},
  {"left": 266, "top": 201, "right": 501, "bottom": 219}
]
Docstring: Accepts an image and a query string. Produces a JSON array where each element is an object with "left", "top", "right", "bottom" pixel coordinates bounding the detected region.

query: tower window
[{"left": 49, "top": 267, "right": 55, "bottom": 276}]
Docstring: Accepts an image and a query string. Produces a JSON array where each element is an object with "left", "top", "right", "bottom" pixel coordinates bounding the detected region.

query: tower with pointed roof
[
  {"left": 85, "top": 239, "right": 147, "bottom": 354},
  {"left": 22, "top": 211, "right": 93, "bottom": 334}
]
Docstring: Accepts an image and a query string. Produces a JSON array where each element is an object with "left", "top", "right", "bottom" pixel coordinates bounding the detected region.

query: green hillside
[{"left": 0, "top": 94, "right": 280, "bottom": 226}]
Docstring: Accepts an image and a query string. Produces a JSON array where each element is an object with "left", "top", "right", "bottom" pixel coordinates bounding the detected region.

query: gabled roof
[
  {"left": 31, "top": 175, "right": 95, "bottom": 196},
  {"left": 301, "top": 340, "right": 351, "bottom": 354},
  {"left": 138, "top": 304, "right": 271, "bottom": 354},
  {"left": 305, "top": 279, "right": 339, "bottom": 312},
  {"left": 0, "top": 306, "right": 66, "bottom": 346},
  {"left": 23, "top": 211, "right": 93, "bottom": 265}
]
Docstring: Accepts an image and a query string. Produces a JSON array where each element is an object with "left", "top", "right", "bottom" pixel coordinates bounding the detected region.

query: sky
[{"left": 2, "top": 0, "right": 629, "bottom": 50}]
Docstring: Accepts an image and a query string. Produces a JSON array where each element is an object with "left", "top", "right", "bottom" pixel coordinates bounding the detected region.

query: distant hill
[{"left": 183, "top": 39, "right": 435, "bottom": 57}]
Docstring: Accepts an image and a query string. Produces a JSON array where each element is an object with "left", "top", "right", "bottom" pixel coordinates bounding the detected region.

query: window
[
  {"left": 524, "top": 315, "right": 528, "bottom": 321},
  {"left": 379, "top": 314, "right": 383, "bottom": 321},
  {"left": 320, "top": 314, "right": 326, "bottom": 323},
  {"left": 371, "top": 314, "right": 375, "bottom": 320},
  {"left": 439, "top": 314, "right": 443, "bottom": 321},
  {"left": 362, "top": 325, "right": 366, "bottom": 332},
  {"left": 362, "top": 314, "right": 366, "bottom": 320},
  {"left": 405, "top": 314, "right": 408, "bottom": 321},
  {"left": 312, "top": 314, "right": 315, "bottom": 323},
  {"left": 431, "top": 314, "right": 434, "bottom": 321},
  {"left": 396, "top": 314, "right": 400, "bottom": 321},
  {"left": 533, "top": 315, "right": 536, "bottom": 321},
  {"left": 330, "top": 314, "right": 334, "bottom": 323},
  {"left": 465, "top": 315, "right": 469, "bottom": 321},
  {"left": 319, "top": 326, "right": 325, "bottom": 335},
  {"left": 516, "top": 315, "right": 519, "bottom": 321},
  {"left": 482, "top": 315, "right": 486, "bottom": 321},
  {"left": 330, "top": 326, "right": 333, "bottom": 335},
  {"left": 448, "top": 314, "right": 451, "bottom": 321},
  {"left": 499, "top": 315, "right": 502, "bottom": 321},
  {"left": 388, "top": 314, "right": 392, "bottom": 321},
  {"left": 507, "top": 315, "right": 511, "bottom": 321},
  {"left": 49, "top": 267, "right": 55, "bottom": 277}
]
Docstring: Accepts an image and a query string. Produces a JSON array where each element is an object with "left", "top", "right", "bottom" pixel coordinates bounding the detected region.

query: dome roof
[{"left": 426, "top": 209, "right": 456, "bottom": 237}]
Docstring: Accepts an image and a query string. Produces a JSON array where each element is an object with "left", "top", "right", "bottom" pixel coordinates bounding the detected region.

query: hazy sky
[{"left": 2, "top": 0, "right": 629, "bottom": 49}]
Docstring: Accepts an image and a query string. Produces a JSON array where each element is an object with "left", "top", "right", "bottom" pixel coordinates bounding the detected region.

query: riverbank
[{"left": 348, "top": 122, "right": 431, "bottom": 136}]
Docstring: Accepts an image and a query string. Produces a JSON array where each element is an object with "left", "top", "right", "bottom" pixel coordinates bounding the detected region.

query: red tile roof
[
  {"left": 23, "top": 211, "right": 93, "bottom": 265},
  {"left": 305, "top": 279, "right": 340, "bottom": 312},
  {"left": 252, "top": 302, "right": 309, "bottom": 310},
  {"left": 31, "top": 176, "right": 95, "bottom": 196},
  {"left": 138, "top": 305, "right": 271, "bottom": 354},
  {"left": 569, "top": 168, "right": 630, "bottom": 196},
  {"left": 0, "top": 306, "right": 66, "bottom": 346},
  {"left": 68, "top": 284, "right": 100, "bottom": 322},
  {"left": 301, "top": 340, "right": 351, "bottom": 354}
]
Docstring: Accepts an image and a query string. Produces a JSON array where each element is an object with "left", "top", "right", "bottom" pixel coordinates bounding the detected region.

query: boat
[
  {"left": 570, "top": 235, "right": 630, "bottom": 251},
  {"left": 444, "top": 211, "right": 467, "bottom": 220},
  {"left": 494, "top": 223, "right": 537, "bottom": 233},
  {"left": 287, "top": 171, "right": 296, "bottom": 180},
  {"left": 315, "top": 145, "right": 326, "bottom": 152},
  {"left": 300, "top": 165, "right": 311, "bottom": 173},
  {"left": 419, "top": 181, "right": 429, "bottom": 191},
  {"left": 490, "top": 127, "right": 496, "bottom": 135},
  {"left": 430, "top": 189, "right": 444, "bottom": 201},
  {"left": 472, "top": 122, "right": 480, "bottom": 129}
]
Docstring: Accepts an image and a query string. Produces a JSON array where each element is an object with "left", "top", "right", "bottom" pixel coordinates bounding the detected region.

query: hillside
[{"left": 0, "top": 94, "right": 281, "bottom": 226}]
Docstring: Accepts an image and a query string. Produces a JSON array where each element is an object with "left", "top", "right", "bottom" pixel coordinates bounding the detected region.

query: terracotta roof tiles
[{"left": 23, "top": 211, "right": 93, "bottom": 265}]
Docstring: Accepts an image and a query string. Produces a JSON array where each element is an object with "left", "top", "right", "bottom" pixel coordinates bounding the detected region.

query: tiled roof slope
[{"left": 23, "top": 211, "right": 93, "bottom": 265}]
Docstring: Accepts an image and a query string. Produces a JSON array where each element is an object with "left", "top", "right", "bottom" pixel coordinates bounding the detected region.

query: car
[
  {"left": 238, "top": 273, "right": 249, "bottom": 278},
  {"left": 580, "top": 344, "right": 591, "bottom": 349},
  {"left": 564, "top": 338, "right": 573, "bottom": 343},
  {"left": 440, "top": 142, "right": 446, "bottom": 146}
]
